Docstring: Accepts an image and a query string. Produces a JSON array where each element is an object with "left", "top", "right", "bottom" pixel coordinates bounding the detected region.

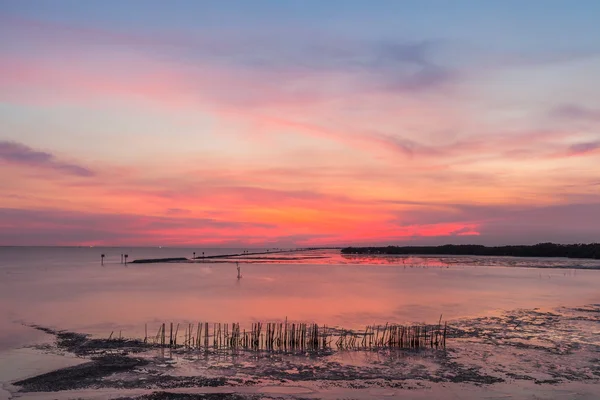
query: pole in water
[
  {"left": 101, "top": 254, "right": 105, "bottom": 266},
  {"left": 237, "top": 262, "right": 241, "bottom": 279},
  {"left": 120, "top": 254, "right": 123, "bottom": 264}
]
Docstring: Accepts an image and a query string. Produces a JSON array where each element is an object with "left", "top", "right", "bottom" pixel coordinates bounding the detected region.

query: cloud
[
  {"left": 552, "top": 104, "right": 600, "bottom": 122},
  {"left": 297, "top": 221, "right": 482, "bottom": 247},
  {"left": 165, "top": 208, "right": 192, "bottom": 215},
  {"left": 0, "top": 18, "right": 462, "bottom": 165},
  {"left": 0, "top": 141, "right": 94, "bottom": 177},
  {"left": 387, "top": 201, "right": 600, "bottom": 245},
  {"left": 0, "top": 16, "right": 455, "bottom": 109},
  {"left": 2, "top": 197, "right": 600, "bottom": 246},
  {"left": 172, "top": 37, "right": 455, "bottom": 107},
  {"left": 0, "top": 208, "right": 277, "bottom": 246},
  {"left": 149, "top": 33, "right": 454, "bottom": 96},
  {"left": 567, "top": 141, "right": 600, "bottom": 156}
]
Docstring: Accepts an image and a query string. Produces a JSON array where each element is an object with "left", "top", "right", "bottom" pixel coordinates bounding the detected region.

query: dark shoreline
[{"left": 342, "top": 243, "right": 600, "bottom": 260}]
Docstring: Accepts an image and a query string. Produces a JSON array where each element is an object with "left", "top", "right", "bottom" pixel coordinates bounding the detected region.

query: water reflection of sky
[
  {"left": 2, "top": 248, "right": 600, "bottom": 351},
  {"left": 230, "top": 250, "right": 600, "bottom": 269}
]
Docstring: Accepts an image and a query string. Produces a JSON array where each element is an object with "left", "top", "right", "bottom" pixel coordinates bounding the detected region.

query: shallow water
[{"left": 2, "top": 247, "right": 600, "bottom": 351}]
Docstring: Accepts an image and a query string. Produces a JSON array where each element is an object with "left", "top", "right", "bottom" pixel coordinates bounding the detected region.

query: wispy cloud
[
  {"left": 0, "top": 208, "right": 277, "bottom": 246},
  {"left": 0, "top": 141, "right": 94, "bottom": 177},
  {"left": 0, "top": 16, "right": 455, "bottom": 108},
  {"left": 552, "top": 104, "right": 600, "bottom": 122},
  {"left": 385, "top": 201, "right": 600, "bottom": 244},
  {"left": 567, "top": 141, "right": 600, "bottom": 156},
  {"left": 165, "top": 208, "right": 192, "bottom": 215}
]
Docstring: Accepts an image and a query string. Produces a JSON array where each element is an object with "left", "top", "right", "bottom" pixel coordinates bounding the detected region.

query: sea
[
  {"left": 1, "top": 246, "right": 600, "bottom": 399},
  {"left": 2, "top": 246, "right": 600, "bottom": 350}
]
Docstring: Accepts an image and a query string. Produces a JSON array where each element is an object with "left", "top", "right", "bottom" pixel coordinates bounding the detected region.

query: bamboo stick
[
  {"left": 443, "top": 322, "right": 447, "bottom": 348},
  {"left": 196, "top": 322, "right": 202, "bottom": 349},
  {"left": 140, "top": 319, "right": 448, "bottom": 352},
  {"left": 174, "top": 323, "right": 179, "bottom": 347}
]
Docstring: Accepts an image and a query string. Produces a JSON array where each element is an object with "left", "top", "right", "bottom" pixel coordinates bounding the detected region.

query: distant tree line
[{"left": 341, "top": 243, "right": 600, "bottom": 260}]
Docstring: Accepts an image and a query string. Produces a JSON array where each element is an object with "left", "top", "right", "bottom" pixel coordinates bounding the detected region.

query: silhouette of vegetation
[{"left": 341, "top": 243, "right": 600, "bottom": 260}]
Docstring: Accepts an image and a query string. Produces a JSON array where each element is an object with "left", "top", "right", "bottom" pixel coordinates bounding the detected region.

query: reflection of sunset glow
[{"left": 4, "top": 248, "right": 599, "bottom": 337}]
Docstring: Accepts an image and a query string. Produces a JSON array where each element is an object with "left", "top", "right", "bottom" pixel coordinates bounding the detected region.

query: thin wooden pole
[{"left": 197, "top": 323, "right": 201, "bottom": 348}]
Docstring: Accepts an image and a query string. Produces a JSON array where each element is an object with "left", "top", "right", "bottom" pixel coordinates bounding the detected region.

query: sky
[{"left": 1, "top": 0, "right": 600, "bottom": 247}]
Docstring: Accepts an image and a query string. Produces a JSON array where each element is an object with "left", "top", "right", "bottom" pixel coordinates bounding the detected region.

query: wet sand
[{"left": 4, "top": 304, "right": 600, "bottom": 399}]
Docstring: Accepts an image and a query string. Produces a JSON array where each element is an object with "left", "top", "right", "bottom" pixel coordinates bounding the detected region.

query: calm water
[{"left": 2, "top": 247, "right": 600, "bottom": 351}]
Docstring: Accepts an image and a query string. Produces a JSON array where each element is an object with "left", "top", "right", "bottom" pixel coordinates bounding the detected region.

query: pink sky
[{"left": 1, "top": 5, "right": 600, "bottom": 247}]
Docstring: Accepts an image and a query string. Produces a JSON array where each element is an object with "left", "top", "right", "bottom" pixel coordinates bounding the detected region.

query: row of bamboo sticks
[
  {"left": 336, "top": 322, "right": 447, "bottom": 349},
  {"left": 140, "top": 319, "right": 447, "bottom": 352}
]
